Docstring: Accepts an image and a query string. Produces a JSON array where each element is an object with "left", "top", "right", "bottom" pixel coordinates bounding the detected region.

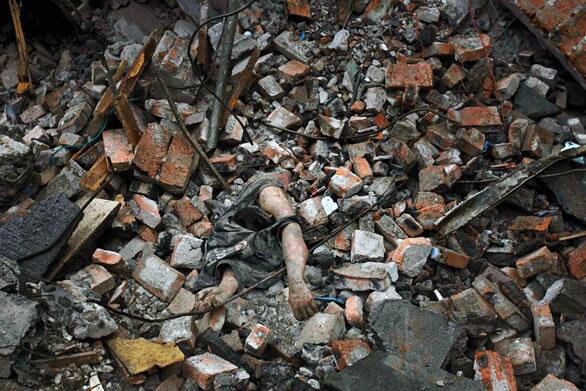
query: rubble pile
[{"left": 0, "top": 0, "right": 585, "bottom": 390}]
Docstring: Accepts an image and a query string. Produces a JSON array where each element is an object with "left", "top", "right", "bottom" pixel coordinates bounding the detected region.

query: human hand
[{"left": 288, "top": 281, "right": 318, "bottom": 321}]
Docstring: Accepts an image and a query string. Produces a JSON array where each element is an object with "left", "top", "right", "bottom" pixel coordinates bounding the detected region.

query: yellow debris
[{"left": 108, "top": 336, "right": 184, "bottom": 375}]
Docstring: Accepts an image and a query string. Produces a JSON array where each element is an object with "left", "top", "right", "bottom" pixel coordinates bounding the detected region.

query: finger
[
  {"left": 310, "top": 301, "right": 318, "bottom": 312},
  {"left": 293, "top": 308, "right": 301, "bottom": 321},
  {"left": 301, "top": 306, "right": 312, "bottom": 320}
]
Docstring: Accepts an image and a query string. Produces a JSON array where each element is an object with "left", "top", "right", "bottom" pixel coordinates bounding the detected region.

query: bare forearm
[{"left": 282, "top": 223, "right": 308, "bottom": 284}]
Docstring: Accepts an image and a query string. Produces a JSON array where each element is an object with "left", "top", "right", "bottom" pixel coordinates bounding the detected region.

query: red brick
[
  {"left": 521, "top": 125, "right": 554, "bottom": 158},
  {"left": 456, "top": 127, "right": 485, "bottom": 156},
  {"left": 129, "top": 194, "right": 161, "bottom": 228},
  {"left": 453, "top": 34, "right": 492, "bottom": 62},
  {"left": 396, "top": 214, "right": 424, "bottom": 237},
  {"left": 418, "top": 164, "right": 462, "bottom": 191},
  {"left": 133, "top": 123, "right": 172, "bottom": 178},
  {"left": 344, "top": 296, "right": 364, "bottom": 329},
  {"left": 433, "top": 246, "right": 470, "bottom": 269},
  {"left": 209, "top": 154, "right": 237, "bottom": 173},
  {"left": 287, "top": 0, "right": 310, "bottom": 18},
  {"left": 422, "top": 42, "right": 455, "bottom": 58},
  {"left": 92, "top": 248, "right": 128, "bottom": 274},
  {"left": 138, "top": 224, "right": 158, "bottom": 243},
  {"left": 330, "top": 339, "right": 371, "bottom": 370},
  {"left": 449, "top": 106, "right": 502, "bottom": 127},
  {"left": 416, "top": 203, "right": 445, "bottom": 230},
  {"left": 278, "top": 60, "right": 310, "bottom": 84},
  {"left": 350, "top": 100, "right": 365, "bottom": 113},
  {"left": 442, "top": 64, "right": 465, "bottom": 88},
  {"left": 159, "top": 133, "right": 195, "bottom": 192},
  {"left": 189, "top": 220, "right": 214, "bottom": 238},
  {"left": 386, "top": 62, "right": 433, "bottom": 89},
  {"left": 74, "top": 264, "right": 116, "bottom": 295},
  {"left": 473, "top": 350, "right": 517, "bottom": 391},
  {"left": 531, "top": 302, "right": 555, "bottom": 350},
  {"left": 328, "top": 167, "right": 363, "bottom": 198},
  {"left": 103, "top": 129, "right": 134, "bottom": 171},
  {"left": 516, "top": 0, "right": 546, "bottom": 16},
  {"left": 533, "top": 374, "right": 580, "bottom": 391},
  {"left": 245, "top": 323, "right": 271, "bottom": 356},
  {"left": 516, "top": 246, "right": 555, "bottom": 279},
  {"left": 172, "top": 197, "right": 204, "bottom": 228},
  {"left": 372, "top": 112, "right": 390, "bottom": 128},
  {"left": 183, "top": 353, "right": 238, "bottom": 390},
  {"left": 352, "top": 157, "right": 373, "bottom": 180},
  {"left": 535, "top": 0, "right": 579, "bottom": 32},
  {"left": 568, "top": 246, "right": 586, "bottom": 279}
]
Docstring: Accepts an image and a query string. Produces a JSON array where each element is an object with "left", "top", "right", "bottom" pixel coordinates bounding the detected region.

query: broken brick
[
  {"left": 344, "top": 296, "right": 364, "bottom": 329},
  {"left": 277, "top": 60, "right": 310, "bottom": 85},
  {"left": 128, "top": 194, "right": 161, "bottom": 229},
  {"left": 453, "top": 34, "right": 492, "bottom": 62},
  {"left": 473, "top": 350, "right": 517, "bottom": 391},
  {"left": 449, "top": 106, "right": 502, "bottom": 127},
  {"left": 330, "top": 339, "right": 371, "bottom": 370},
  {"left": 385, "top": 62, "right": 433, "bottom": 89},
  {"left": 133, "top": 254, "right": 185, "bottom": 302},
  {"left": 92, "top": 248, "right": 128, "bottom": 274},
  {"left": 183, "top": 353, "right": 238, "bottom": 390},
  {"left": 328, "top": 167, "right": 363, "bottom": 198},
  {"left": 245, "top": 323, "right": 270, "bottom": 356},
  {"left": 516, "top": 246, "right": 555, "bottom": 279},
  {"left": 103, "top": 129, "right": 134, "bottom": 171},
  {"left": 567, "top": 245, "right": 586, "bottom": 279},
  {"left": 531, "top": 301, "right": 555, "bottom": 350}
]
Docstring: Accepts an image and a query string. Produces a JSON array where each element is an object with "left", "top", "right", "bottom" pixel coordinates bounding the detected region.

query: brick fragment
[
  {"left": 245, "top": 323, "right": 270, "bottom": 356},
  {"left": 287, "top": 0, "right": 311, "bottom": 18},
  {"left": 532, "top": 374, "right": 580, "bottom": 391},
  {"left": 473, "top": 276, "right": 531, "bottom": 331},
  {"left": 103, "top": 129, "right": 134, "bottom": 171},
  {"left": 298, "top": 196, "right": 328, "bottom": 228},
  {"left": 71, "top": 264, "right": 116, "bottom": 295},
  {"left": 567, "top": 245, "right": 586, "bottom": 279},
  {"left": 328, "top": 167, "right": 363, "bottom": 198},
  {"left": 172, "top": 197, "right": 204, "bottom": 228},
  {"left": 385, "top": 62, "right": 433, "bottom": 89},
  {"left": 133, "top": 254, "right": 185, "bottom": 302},
  {"left": 531, "top": 301, "right": 555, "bottom": 350},
  {"left": 391, "top": 237, "right": 433, "bottom": 277},
  {"left": 453, "top": 34, "right": 492, "bottom": 62},
  {"left": 515, "top": 246, "right": 555, "bottom": 279},
  {"left": 521, "top": 125, "right": 554, "bottom": 158},
  {"left": 352, "top": 157, "right": 372, "bottom": 181},
  {"left": 92, "top": 248, "right": 128, "bottom": 274},
  {"left": 220, "top": 115, "right": 246, "bottom": 145},
  {"left": 128, "top": 195, "right": 161, "bottom": 229},
  {"left": 133, "top": 123, "right": 172, "bottom": 178},
  {"left": 473, "top": 350, "right": 517, "bottom": 391},
  {"left": 418, "top": 164, "right": 461, "bottom": 191},
  {"left": 296, "top": 312, "right": 346, "bottom": 348},
  {"left": 456, "top": 127, "right": 485, "bottom": 156},
  {"left": 278, "top": 60, "right": 310, "bottom": 84},
  {"left": 494, "top": 337, "right": 537, "bottom": 375},
  {"left": 159, "top": 133, "right": 195, "bottom": 191},
  {"left": 344, "top": 296, "right": 364, "bottom": 329},
  {"left": 183, "top": 353, "right": 238, "bottom": 390},
  {"left": 422, "top": 42, "right": 455, "bottom": 58},
  {"left": 442, "top": 64, "right": 465, "bottom": 88},
  {"left": 330, "top": 339, "right": 371, "bottom": 370},
  {"left": 396, "top": 214, "right": 423, "bottom": 237},
  {"left": 266, "top": 106, "right": 302, "bottom": 130},
  {"left": 449, "top": 106, "right": 502, "bottom": 126},
  {"left": 351, "top": 230, "right": 384, "bottom": 263},
  {"left": 432, "top": 246, "right": 470, "bottom": 269},
  {"left": 319, "top": 114, "right": 346, "bottom": 139}
]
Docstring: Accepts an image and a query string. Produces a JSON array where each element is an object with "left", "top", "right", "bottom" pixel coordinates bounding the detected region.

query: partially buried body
[{"left": 190, "top": 177, "right": 318, "bottom": 321}]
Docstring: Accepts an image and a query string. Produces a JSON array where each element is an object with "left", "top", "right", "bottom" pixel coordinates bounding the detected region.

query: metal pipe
[{"left": 206, "top": 0, "right": 239, "bottom": 151}]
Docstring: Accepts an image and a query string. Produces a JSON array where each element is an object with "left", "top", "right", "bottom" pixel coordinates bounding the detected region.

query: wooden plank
[{"left": 47, "top": 198, "right": 120, "bottom": 280}]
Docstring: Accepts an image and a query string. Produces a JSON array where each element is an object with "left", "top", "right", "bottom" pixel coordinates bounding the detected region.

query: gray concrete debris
[
  {"left": 67, "top": 302, "right": 118, "bottom": 339},
  {"left": 324, "top": 350, "right": 483, "bottom": 391},
  {"left": 0, "top": 135, "right": 32, "bottom": 206},
  {"left": 369, "top": 300, "right": 467, "bottom": 368}
]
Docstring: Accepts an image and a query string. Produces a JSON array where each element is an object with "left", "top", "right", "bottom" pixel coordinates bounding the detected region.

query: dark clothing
[{"left": 193, "top": 177, "right": 297, "bottom": 292}]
